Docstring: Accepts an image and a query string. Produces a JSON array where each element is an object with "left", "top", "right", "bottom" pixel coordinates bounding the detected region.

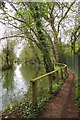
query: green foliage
[
  {"left": 16, "top": 2, "right": 55, "bottom": 72},
  {"left": 75, "top": 79, "right": 80, "bottom": 112},
  {"left": 1, "top": 41, "right": 16, "bottom": 69},
  {"left": 24, "top": 10, "right": 32, "bottom": 19},
  {"left": 20, "top": 45, "right": 42, "bottom": 64},
  {"left": 20, "top": 46, "right": 34, "bottom": 63},
  {"left": 71, "top": 26, "right": 80, "bottom": 54},
  {"left": 3, "top": 70, "right": 65, "bottom": 118},
  {"left": 0, "top": 51, "right": 2, "bottom": 66},
  {"left": 3, "top": 81, "right": 61, "bottom": 118},
  {"left": 3, "top": 67, "right": 15, "bottom": 90}
]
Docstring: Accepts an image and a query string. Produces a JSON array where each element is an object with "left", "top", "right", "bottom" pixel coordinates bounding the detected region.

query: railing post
[
  {"left": 31, "top": 81, "right": 37, "bottom": 106},
  {"left": 64, "top": 66, "right": 68, "bottom": 78},
  {"left": 56, "top": 71, "right": 59, "bottom": 83},
  {"left": 65, "top": 66, "right": 67, "bottom": 73},
  {"left": 61, "top": 68, "right": 63, "bottom": 79},
  {"left": 48, "top": 75, "right": 52, "bottom": 94}
]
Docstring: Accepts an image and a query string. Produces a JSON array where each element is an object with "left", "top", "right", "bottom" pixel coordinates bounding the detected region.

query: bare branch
[
  {"left": 58, "top": 2, "right": 75, "bottom": 32},
  {"left": 0, "top": 20, "right": 6, "bottom": 25},
  {"left": 7, "top": 1, "right": 17, "bottom": 12},
  {"left": 8, "top": 22, "right": 21, "bottom": 29},
  {"left": 0, "top": 35, "right": 25, "bottom": 41},
  {"left": 6, "top": 13, "right": 38, "bottom": 38}
]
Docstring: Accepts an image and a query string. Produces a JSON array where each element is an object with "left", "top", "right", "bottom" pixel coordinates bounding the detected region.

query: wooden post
[
  {"left": 31, "top": 81, "right": 37, "bottom": 106},
  {"left": 61, "top": 68, "right": 63, "bottom": 79},
  {"left": 48, "top": 75, "right": 52, "bottom": 94},
  {"left": 64, "top": 66, "right": 68, "bottom": 78},
  {"left": 65, "top": 66, "right": 67, "bottom": 73},
  {"left": 56, "top": 71, "right": 59, "bottom": 83}
]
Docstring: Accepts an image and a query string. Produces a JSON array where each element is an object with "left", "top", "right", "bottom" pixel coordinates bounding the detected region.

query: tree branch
[
  {"left": 8, "top": 22, "right": 21, "bottom": 29},
  {"left": 0, "top": 20, "right": 6, "bottom": 25},
  {"left": 58, "top": 1, "right": 75, "bottom": 32},
  {"left": 44, "top": 15, "right": 50, "bottom": 23},
  {"left": 6, "top": 13, "right": 38, "bottom": 39},
  {"left": 0, "top": 35, "right": 25, "bottom": 41},
  {"left": 27, "top": 36, "right": 41, "bottom": 50}
]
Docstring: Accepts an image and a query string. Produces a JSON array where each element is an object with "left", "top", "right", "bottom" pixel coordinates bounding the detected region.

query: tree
[
  {"left": 3, "top": 1, "right": 54, "bottom": 73},
  {"left": 1, "top": 40, "right": 15, "bottom": 69},
  {"left": 41, "top": 2, "right": 76, "bottom": 62},
  {"left": 0, "top": 1, "right": 77, "bottom": 72},
  {"left": 10, "top": 1, "right": 75, "bottom": 62}
]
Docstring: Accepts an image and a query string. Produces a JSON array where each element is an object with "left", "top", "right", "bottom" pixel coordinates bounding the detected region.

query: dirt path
[{"left": 38, "top": 72, "right": 79, "bottom": 118}]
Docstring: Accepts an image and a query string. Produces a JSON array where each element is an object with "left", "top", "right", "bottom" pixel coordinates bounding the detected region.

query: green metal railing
[{"left": 30, "top": 63, "right": 68, "bottom": 106}]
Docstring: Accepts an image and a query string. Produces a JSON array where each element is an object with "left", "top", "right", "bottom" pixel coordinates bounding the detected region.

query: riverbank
[
  {"left": 2, "top": 80, "right": 64, "bottom": 118},
  {"left": 2, "top": 71, "right": 79, "bottom": 119},
  {"left": 0, "top": 63, "right": 46, "bottom": 117}
]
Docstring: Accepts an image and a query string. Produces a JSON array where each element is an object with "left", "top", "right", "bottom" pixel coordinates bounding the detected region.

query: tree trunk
[
  {"left": 41, "top": 43, "right": 54, "bottom": 73},
  {"left": 50, "top": 18, "right": 59, "bottom": 62},
  {"left": 32, "top": 5, "right": 54, "bottom": 73},
  {"left": 6, "top": 41, "right": 9, "bottom": 66},
  {"left": 54, "top": 34, "right": 59, "bottom": 62}
]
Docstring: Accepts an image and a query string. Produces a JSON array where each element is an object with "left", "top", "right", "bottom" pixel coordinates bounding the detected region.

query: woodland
[{"left": 0, "top": 0, "right": 80, "bottom": 118}]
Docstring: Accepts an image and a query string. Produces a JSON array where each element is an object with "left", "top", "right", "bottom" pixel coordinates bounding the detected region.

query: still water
[{"left": 0, "top": 64, "right": 45, "bottom": 111}]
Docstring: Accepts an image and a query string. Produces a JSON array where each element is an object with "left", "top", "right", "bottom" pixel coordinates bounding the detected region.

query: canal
[{"left": 0, "top": 64, "right": 45, "bottom": 111}]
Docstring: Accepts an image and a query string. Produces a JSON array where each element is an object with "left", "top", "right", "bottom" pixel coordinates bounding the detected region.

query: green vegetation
[
  {"left": 20, "top": 45, "right": 42, "bottom": 65},
  {"left": 75, "top": 78, "right": 80, "bottom": 112},
  {"left": 3, "top": 72, "right": 67, "bottom": 118},
  {"left": 0, "top": 41, "right": 16, "bottom": 70},
  {"left": 0, "top": 1, "right": 80, "bottom": 118}
]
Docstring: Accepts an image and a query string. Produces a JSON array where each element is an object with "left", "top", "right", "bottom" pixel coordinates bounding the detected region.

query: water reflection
[
  {"left": 2, "top": 66, "right": 15, "bottom": 110},
  {"left": 3, "top": 67, "right": 14, "bottom": 91},
  {"left": 2, "top": 64, "right": 28, "bottom": 110},
  {"left": 0, "top": 63, "right": 45, "bottom": 111},
  {"left": 13, "top": 64, "right": 28, "bottom": 97}
]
